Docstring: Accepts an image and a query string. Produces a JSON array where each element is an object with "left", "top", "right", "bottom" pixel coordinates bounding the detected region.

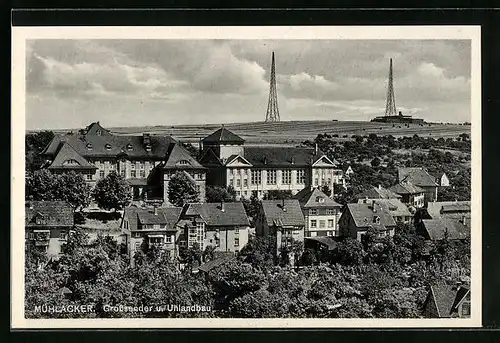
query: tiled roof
[
  {"left": 430, "top": 284, "right": 469, "bottom": 317},
  {"left": 345, "top": 202, "right": 396, "bottom": 230},
  {"left": 389, "top": 181, "right": 425, "bottom": 195},
  {"left": 243, "top": 147, "right": 325, "bottom": 168},
  {"left": 163, "top": 143, "right": 205, "bottom": 170},
  {"left": 294, "top": 187, "right": 342, "bottom": 208},
  {"left": 25, "top": 201, "right": 74, "bottom": 227},
  {"left": 261, "top": 199, "right": 305, "bottom": 227},
  {"left": 398, "top": 167, "right": 438, "bottom": 187},
  {"left": 198, "top": 254, "right": 237, "bottom": 273},
  {"left": 185, "top": 202, "right": 250, "bottom": 227},
  {"left": 426, "top": 201, "right": 471, "bottom": 219},
  {"left": 354, "top": 185, "right": 402, "bottom": 200},
  {"left": 372, "top": 199, "right": 412, "bottom": 218},
  {"left": 421, "top": 218, "right": 470, "bottom": 240},
  {"left": 47, "top": 142, "right": 97, "bottom": 170},
  {"left": 83, "top": 122, "right": 112, "bottom": 136},
  {"left": 202, "top": 127, "right": 245, "bottom": 144},
  {"left": 122, "top": 206, "right": 182, "bottom": 230}
]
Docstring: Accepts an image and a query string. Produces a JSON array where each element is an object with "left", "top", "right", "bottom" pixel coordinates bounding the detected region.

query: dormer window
[
  {"left": 145, "top": 144, "right": 152, "bottom": 152},
  {"left": 373, "top": 216, "right": 381, "bottom": 224},
  {"left": 178, "top": 160, "right": 190, "bottom": 165},
  {"left": 316, "top": 196, "right": 325, "bottom": 203},
  {"left": 96, "top": 129, "right": 102, "bottom": 136},
  {"left": 62, "top": 159, "right": 80, "bottom": 166},
  {"left": 86, "top": 143, "right": 93, "bottom": 150},
  {"left": 105, "top": 143, "right": 112, "bottom": 150},
  {"left": 126, "top": 144, "right": 133, "bottom": 151}
]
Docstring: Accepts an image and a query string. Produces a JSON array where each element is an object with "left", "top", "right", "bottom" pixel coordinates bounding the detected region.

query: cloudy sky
[{"left": 26, "top": 39, "right": 471, "bottom": 130}]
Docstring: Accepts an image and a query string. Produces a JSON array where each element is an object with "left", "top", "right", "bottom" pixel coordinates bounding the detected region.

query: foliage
[
  {"left": 25, "top": 131, "right": 54, "bottom": 172},
  {"left": 263, "top": 190, "right": 294, "bottom": 200},
  {"left": 206, "top": 185, "right": 236, "bottom": 203},
  {"left": 167, "top": 171, "right": 200, "bottom": 207},
  {"left": 92, "top": 171, "right": 132, "bottom": 211},
  {"left": 241, "top": 191, "right": 261, "bottom": 222}
]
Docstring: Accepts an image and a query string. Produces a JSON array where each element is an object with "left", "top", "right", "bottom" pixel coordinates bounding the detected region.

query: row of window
[
  {"left": 308, "top": 208, "right": 337, "bottom": 215},
  {"left": 310, "top": 219, "right": 336, "bottom": 228},
  {"left": 28, "top": 231, "right": 68, "bottom": 240},
  {"left": 235, "top": 169, "right": 306, "bottom": 186}
]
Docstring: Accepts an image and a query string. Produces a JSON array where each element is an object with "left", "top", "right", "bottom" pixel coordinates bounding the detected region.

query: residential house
[
  {"left": 25, "top": 201, "right": 75, "bottom": 258},
  {"left": 418, "top": 218, "right": 470, "bottom": 241},
  {"left": 422, "top": 284, "right": 471, "bottom": 318},
  {"left": 354, "top": 185, "right": 402, "bottom": 202},
  {"left": 338, "top": 201, "right": 397, "bottom": 241},
  {"left": 255, "top": 199, "right": 305, "bottom": 257},
  {"left": 358, "top": 198, "right": 413, "bottom": 224},
  {"left": 199, "top": 127, "right": 344, "bottom": 200},
  {"left": 425, "top": 201, "right": 471, "bottom": 222},
  {"left": 179, "top": 202, "right": 250, "bottom": 254},
  {"left": 389, "top": 180, "right": 426, "bottom": 208},
  {"left": 397, "top": 167, "right": 439, "bottom": 203},
  {"left": 295, "top": 187, "right": 343, "bottom": 237},
  {"left": 121, "top": 205, "right": 183, "bottom": 262}
]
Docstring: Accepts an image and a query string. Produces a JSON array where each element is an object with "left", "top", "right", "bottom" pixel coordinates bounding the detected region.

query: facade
[
  {"left": 199, "top": 127, "right": 344, "bottom": 200},
  {"left": 295, "top": 187, "right": 343, "bottom": 237},
  {"left": 397, "top": 167, "right": 439, "bottom": 203},
  {"left": 338, "top": 201, "right": 397, "bottom": 241},
  {"left": 389, "top": 180, "right": 426, "bottom": 208},
  {"left": 422, "top": 284, "right": 471, "bottom": 318},
  {"left": 25, "top": 201, "right": 75, "bottom": 258}
]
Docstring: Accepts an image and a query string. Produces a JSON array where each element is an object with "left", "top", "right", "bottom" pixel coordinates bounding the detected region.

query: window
[
  {"left": 29, "top": 232, "right": 34, "bottom": 240},
  {"left": 297, "top": 170, "right": 306, "bottom": 184},
  {"left": 135, "top": 242, "right": 141, "bottom": 251},
  {"left": 86, "top": 143, "right": 93, "bottom": 150},
  {"left": 328, "top": 219, "right": 334, "bottom": 228},
  {"left": 267, "top": 170, "right": 277, "bottom": 184},
  {"left": 282, "top": 170, "right": 292, "bottom": 184},
  {"left": 316, "top": 196, "right": 325, "bottom": 203},
  {"left": 120, "top": 170, "right": 126, "bottom": 178},
  {"left": 243, "top": 179, "right": 248, "bottom": 187},
  {"left": 462, "top": 302, "right": 470, "bottom": 316},
  {"left": 236, "top": 191, "right": 241, "bottom": 197},
  {"left": 99, "top": 170, "right": 105, "bottom": 178},
  {"left": 96, "top": 129, "right": 101, "bottom": 136},
  {"left": 234, "top": 237, "right": 240, "bottom": 247},
  {"left": 127, "top": 144, "right": 133, "bottom": 151},
  {"left": 310, "top": 220, "right": 317, "bottom": 228},
  {"left": 133, "top": 232, "right": 141, "bottom": 238},
  {"left": 86, "top": 173, "right": 92, "bottom": 181},
  {"left": 131, "top": 170, "right": 136, "bottom": 178},
  {"left": 326, "top": 208, "right": 335, "bottom": 215},
  {"left": 314, "top": 178, "right": 319, "bottom": 186},
  {"left": 319, "top": 220, "right": 326, "bottom": 228},
  {"left": 196, "top": 185, "right": 201, "bottom": 193},
  {"left": 140, "top": 170, "right": 146, "bottom": 178},
  {"left": 165, "top": 235, "right": 172, "bottom": 243},
  {"left": 251, "top": 170, "right": 262, "bottom": 185},
  {"left": 59, "top": 231, "right": 67, "bottom": 240},
  {"left": 309, "top": 209, "right": 318, "bottom": 215},
  {"left": 244, "top": 191, "right": 248, "bottom": 197},
  {"left": 140, "top": 162, "right": 144, "bottom": 169},
  {"left": 235, "top": 228, "right": 239, "bottom": 235},
  {"left": 105, "top": 143, "right": 112, "bottom": 150},
  {"left": 178, "top": 160, "right": 189, "bottom": 165},
  {"left": 131, "top": 163, "right": 135, "bottom": 170},
  {"left": 236, "top": 179, "right": 241, "bottom": 187}
]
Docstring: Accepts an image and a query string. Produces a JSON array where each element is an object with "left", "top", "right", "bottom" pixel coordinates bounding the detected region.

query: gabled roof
[
  {"left": 185, "top": 202, "right": 250, "bottom": 227},
  {"left": 198, "top": 254, "right": 237, "bottom": 273},
  {"left": 421, "top": 218, "right": 470, "bottom": 240},
  {"left": 122, "top": 206, "right": 182, "bottom": 230},
  {"left": 261, "top": 200, "right": 305, "bottom": 227},
  {"left": 430, "top": 284, "right": 470, "bottom": 317},
  {"left": 25, "top": 201, "right": 74, "bottom": 227},
  {"left": 47, "top": 142, "right": 97, "bottom": 170},
  {"left": 225, "top": 154, "right": 253, "bottom": 167},
  {"left": 202, "top": 127, "right": 245, "bottom": 144},
  {"left": 354, "top": 185, "right": 402, "bottom": 200},
  {"left": 294, "top": 187, "right": 342, "bottom": 208},
  {"left": 389, "top": 181, "right": 425, "bottom": 195},
  {"left": 369, "top": 199, "right": 411, "bottom": 217},
  {"left": 398, "top": 167, "right": 438, "bottom": 187},
  {"left": 83, "top": 122, "right": 112, "bottom": 136},
  {"left": 243, "top": 147, "right": 327, "bottom": 168},
  {"left": 163, "top": 143, "right": 205, "bottom": 170},
  {"left": 426, "top": 201, "right": 471, "bottom": 219},
  {"left": 344, "top": 202, "right": 396, "bottom": 230},
  {"left": 199, "top": 148, "right": 223, "bottom": 166}
]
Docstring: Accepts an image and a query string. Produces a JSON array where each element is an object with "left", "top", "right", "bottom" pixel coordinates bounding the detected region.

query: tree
[
  {"left": 206, "top": 185, "right": 236, "bottom": 203},
  {"left": 25, "top": 131, "right": 54, "bottom": 172},
  {"left": 242, "top": 191, "right": 261, "bottom": 221},
  {"left": 332, "top": 238, "right": 364, "bottom": 266},
  {"left": 370, "top": 157, "right": 381, "bottom": 168},
  {"left": 92, "top": 171, "right": 132, "bottom": 211},
  {"left": 167, "top": 171, "right": 200, "bottom": 207},
  {"left": 263, "top": 190, "right": 294, "bottom": 200},
  {"left": 26, "top": 170, "right": 92, "bottom": 210}
]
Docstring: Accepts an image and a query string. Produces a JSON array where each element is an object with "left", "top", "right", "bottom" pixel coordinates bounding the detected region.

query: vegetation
[
  {"left": 167, "top": 171, "right": 200, "bottom": 207},
  {"left": 206, "top": 185, "right": 236, "bottom": 203},
  {"left": 25, "top": 131, "right": 54, "bottom": 172},
  {"left": 92, "top": 171, "right": 132, "bottom": 211}
]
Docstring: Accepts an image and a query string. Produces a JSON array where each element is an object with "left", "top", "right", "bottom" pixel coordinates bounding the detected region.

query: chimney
[
  {"left": 153, "top": 205, "right": 158, "bottom": 215},
  {"left": 315, "top": 143, "right": 318, "bottom": 155},
  {"left": 462, "top": 216, "right": 467, "bottom": 226},
  {"left": 378, "top": 184, "right": 382, "bottom": 190},
  {"left": 371, "top": 200, "right": 376, "bottom": 212},
  {"left": 220, "top": 201, "right": 225, "bottom": 212},
  {"left": 291, "top": 157, "right": 295, "bottom": 164}
]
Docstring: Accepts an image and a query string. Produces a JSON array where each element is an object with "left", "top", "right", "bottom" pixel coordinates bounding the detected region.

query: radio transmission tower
[
  {"left": 385, "top": 58, "right": 397, "bottom": 116},
  {"left": 265, "top": 52, "right": 280, "bottom": 122}
]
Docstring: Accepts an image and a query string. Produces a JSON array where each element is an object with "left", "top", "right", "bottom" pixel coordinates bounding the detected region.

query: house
[
  {"left": 358, "top": 198, "right": 413, "bottom": 224},
  {"left": 422, "top": 284, "right": 471, "bottom": 318},
  {"left": 121, "top": 205, "right": 183, "bottom": 262},
  {"left": 344, "top": 165, "right": 354, "bottom": 178},
  {"left": 418, "top": 218, "right": 470, "bottom": 241},
  {"left": 433, "top": 172, "right": 450, "bottom": 187},
  {"left": 389, "top": 180, "right": 426, "bottom": 208},
  {"left": 397, "top": 167, "right": 439, "bottom": 203},
  {"left": 41, "top": 122, "right": 204, "bottom": 201},
  {"left": 338, "top": 201, "right": 397, "bottom": 241},
  {"left": 425, "top": 201, "right": 471, "bottom": 222},
  {"left": 199, "top": 127, "right": 344, "bottom": 200},
  {"left": 179, "top": 202, "right": 250, "bottom": 254},
  {"left": 255, "top": 199, "right": 305, "bottom": 256},
  {"left": 354, "top": 185, "right": 402, "bottom": 202},
  {"left": 294, "top": 187, "right": 343, "bottom": 237},
  {"left": 25, "top": 201, "right": 75, "bottom": 258}
]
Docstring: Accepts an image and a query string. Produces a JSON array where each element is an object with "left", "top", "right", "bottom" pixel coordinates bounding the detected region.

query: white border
[{"left": 11, "top": 25, "right": 482, "bottom": 329}]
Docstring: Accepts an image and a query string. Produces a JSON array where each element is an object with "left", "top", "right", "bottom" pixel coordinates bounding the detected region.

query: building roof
[
  {"left": 25, "top": 201, "right": 74, "bottom": 227},
  {"left": 260, "top": 199, "right": 305, "bottom": 227},
  {"left": 122, "top": 206, "right": 182, "bottom": 231},
  {"left": 398, "top": 167, "right": 438, "bottom": 187},
  {"left": 426, "top": 201, "right": 471, "bottom": 219},
  {"left": 82, "top": 121, "right": 112, "bottom": 136},
  {"left": 243, "top": 147, "right": 325, "bottom": 168},
  {"left": 198, "top": 254, "right": 237, "bottom": 273},
  {"left": 162, "top": 143, "right": 205, "bottom": 170},
  {"left": 294, "top": 187, "right": 342, "bottom": 208},
  {"left": 371, "top": 199, "right": 412, "bottom": 218},
  {"left": 389, "top": 181, "right": 425, "bottom": 195},
  {"left": 430, "top": 284, "right": 470, "bottom": 317},
  {"left": 354, "top": 185, "right": 402, "bottom": 200},
  {"left": 345, "top": 202, "right": 396, "bottom": 230},
  {"left": 305, "top": 236, "right": 338, "bottom": 250},
  {"left": 202, "top": 127, "right": 245, "bottom": 144},
  {"left": 47, "top": 142, "right": 97, "bottom": 170},
  {"left": 421, "top": 218, "right": 470, "bottom": 240},
  {"left": 185, "top": 202, "right": 250, "bottom": 227}
]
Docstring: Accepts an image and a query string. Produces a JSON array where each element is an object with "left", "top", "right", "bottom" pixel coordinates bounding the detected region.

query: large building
[{"left": 199, "top": 127, "right": 344, "bottom": 200}]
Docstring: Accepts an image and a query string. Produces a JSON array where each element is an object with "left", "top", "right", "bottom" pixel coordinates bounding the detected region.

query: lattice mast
[
  {"left": 265, "top": 52, "right": 280, "bottom": 122},
  {"left": 385, "top": 58, "right": 398, "bottom": 117}
]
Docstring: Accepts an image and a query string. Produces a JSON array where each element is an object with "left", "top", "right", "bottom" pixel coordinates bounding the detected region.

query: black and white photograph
[{"left": 11, "top": 26, "right": 481, "bottom": 328}]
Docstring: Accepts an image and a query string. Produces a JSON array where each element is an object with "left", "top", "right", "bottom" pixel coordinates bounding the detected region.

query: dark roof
[
  {"left": 430, "top": 284, "right": 470, "bottom": 317},
  {"left": 305, "top": 236, "right": 338, "bottom": 250},
  {"left": 163, "top": 143, "right": 205, "bottom": 170},
  {"left": 371, "top": 199, "right": 412, "bottom": 217},
  {"left": 83, "top": 122, "right": 112, "bottom": 136},
  {"left": 354, "top": 185, "right": 402, "bottom": 200},
  {"left": 398, "top": 167, "right": 438, "bottom": 187},
  {"left": 47, "top": 142, "right": 97, "bottom": 170},
  {"left": 344, "top": 202, "right": 396, "bottom": 230},
  {"left": 25, "top": 201, "right": 74, "bottom": 227},
  {"left": 122, "top": 206, "right": 182, "bottom": 230},
  {"left": 294, "top": 187, "right": 342, "bottom": 208},
  {"left": 202, "top": 127, "right": 245, "bottom": 144},
  {"left": 421, "top": 218, "right": 470, "bottom": 240},
  {"left": 261, "top": 200, "right": 305, "bottom": 227},
  {"left": 243, "top": 147, "right": 327, "bottom": 168},
  {"left": 389, "top": 181, "right": 425, "bottom": 195},
  {"left": 198, "top": 254, "right": 236, "bottom": 273},
  {"left": 185, "top": 202, "right": 250, "bottom": 227}
]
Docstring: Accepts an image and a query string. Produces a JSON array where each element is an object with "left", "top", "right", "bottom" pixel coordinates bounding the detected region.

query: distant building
[
  {"left": 422, "top": 284, "right": 470, "bottom": 318},
  {"left": 397, "top": 167, "right": 439, "bottom": 203},
  {"left": 371, "top": 111, "right": 425, "bottom": 124},
  {"left": 353, "top": 185, "right": 402, "bottom": 202},
  {"left": 338, "top": 201, "right": 397, "bottom": 241},
  {"left": 389, "top": 180, "right": 426, "bottom": 208},
  {"left": 25, "top": 201, "right": 75, "bottom": 258},
  {"left": 199, "top": 127, "right": 344, "bottom": 200},
  {"left": 295, "top": 187, "right": 343, "bottom": 237}
]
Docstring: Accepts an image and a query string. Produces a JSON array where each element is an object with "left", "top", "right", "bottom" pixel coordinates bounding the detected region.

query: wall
[
  {"left": 25, "top": 227, "right": 71, "bottom": 258},
  {"left": 218, "top": 143, "right": 244, "bottom": 160},
  {"left": 205, "top": 226, "right": 249, "bottom": 253},
  {"left": 303, "top": 207, "right": 341, "bottom": 237}
]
